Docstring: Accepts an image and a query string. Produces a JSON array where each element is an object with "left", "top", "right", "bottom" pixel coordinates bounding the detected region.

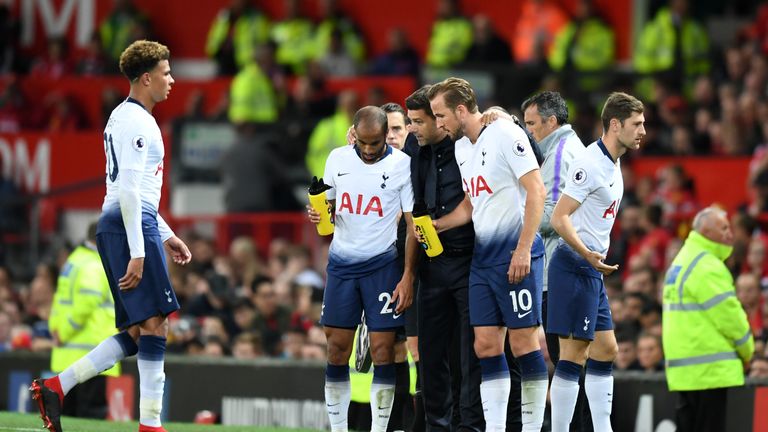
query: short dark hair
[
  {"left": 353, "top": 105, "right": 388, "bottom": 135},
  {"left": 405, "top": 85, "right": 434, "bottom": 118},
  {"left": 380, "top": 102, "right": 410, "bottom": 125},
  {"left": 601, "top": 92, "right": 644, "bottom": 130},
  {"left": 521, "top": 91, "right": 569, "bottom": 125},
  {"left": 427, "top": 77, "right": 478, "bottom": 113},
  {"left": 119, "top": 40, "right": 170, "bottom": 82}
]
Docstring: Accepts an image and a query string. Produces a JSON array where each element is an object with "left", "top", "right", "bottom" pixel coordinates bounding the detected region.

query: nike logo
[
  {"left": 393, "top": 312, "right": 402, "bottom": 319},
  {"left": 377, "top": 405, "right": 391, "bottom": 410},
  {"left": 521, "top": 402, "right": 533, "bottom": 406},
  {"left": 517, "top": 311, "right": 532, "bottom": 319},
  {"left": 327, "top": 403, "right": 340, "bottom": 407},
  {"left": 459, "top": 160, "right": 467, "bottom": 166},
  {"left": 337, "top": 172, "right": 350, "bottom": 176},
  {"left": 609, "top": 182, "right": 615, "bottom": 187}
]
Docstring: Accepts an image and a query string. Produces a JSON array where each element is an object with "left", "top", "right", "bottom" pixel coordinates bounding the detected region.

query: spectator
[
  {"left": 227, "top": 45, "right": 280, "bottom": 125},
  {"left": 270, "top": 0, "right": 314, "bottom": 75},
  {"left": 0, "top": 310, "right": 11, "bottom": 352},
  {"left": 637, "top": 204, "right": 673, "bottom": 272},
  {"left": 634, "top": 0, "right": 709, "bottom": 98},
  {"left": 749, "top": 357, "right": 768, "bottom": 378},
  {"left": 280, "top": 326, "right": 306, "bottom": 359},
  {"left": 368, "top": 28, "right": 420, "bottom": 78},
  {"left": 301, "top": 324, "right": 327, "bottom": 360},
  {"left": 231, "top": 298, "right": 256, "bottom": 335},
  {"left": 736, "top": 273, "right": 764, "bottom": 338},
  {"left": 99, "top": 0, "right": 152, "bottom": 62},
  {"left": 206, "top": 0, "right": 271, "bottom": 76},
  {"left": 318, "top": 28, "right": 359, "bottom": 77},
  {"left": 426, "top": 0, "right": 472, "bottom": 68},
  {"left": 463, "top": 14, "right": 512, "bottom": 65},
  {"left": 636, "top": 333, "right": 665, "bottom": 372},
  {"left": 203, "top": 335, "right": 229, "bottom": 357},
  {"left": 513, "top": 0, "right": 569, "bottom": 65},
  {"left": 232, "top": 331, "right": 263, "bottom": 359},
  {"left": 745, "top": 235, "right": 768, "bottom": 288},
  {"left": 313, "top": 0, "right": 365, "bottom": 66},
  {"left": 614, "top": 326, "right": 641, "bottom": 371},
  {"left": 76, "top": 32, "right": 113, "bottom": 76},
  {"left": 250, "top": 277, "right": 291, "bottom": 356},
  {"left": 29, "top": 37, "right": 71, "bottom": 80},
  {"left": 549, "top": 0, "right": 615, "bottom": 91},
  {"left": 305, "top": 89, "right": 359, "bottom": 177}
]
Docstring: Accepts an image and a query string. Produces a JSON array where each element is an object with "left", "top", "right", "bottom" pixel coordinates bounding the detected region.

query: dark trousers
[
  {"left": 675, "top": 388, "right": 728, "bottom": 432},
  {"left": 418, "top": 253, "right": 484, "bottom": 431},
  {"left": 62, "top": 375, "right": 107, "bottom": 419},
  {"left": 542, "top": 291, "right": 593, "bottom": 432}
]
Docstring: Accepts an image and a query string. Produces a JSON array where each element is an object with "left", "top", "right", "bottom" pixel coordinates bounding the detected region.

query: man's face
[
  {"left": 703, "top": 212, "right": 734, "bottom": 246},
  {"left": 637, "top": 336, "right": 663, "bottom": 369},
  {"left": 407, "top": 109, "right": 444, "bottom": 146},
  {"left": 615, "top": 112, "right": 646, "bottom": 151},
  {"left": 524, "top": 104, "right": 556, "bottom": 142},
  {"left": 386, "top": 112, "right": 408, "bottom": 150},
  {"left": 355, "top": 121, "right": 387, "bottom": 163},
  {"left": 148, "top": 59, "right": 174, "bottom": 103},
  {"left": 430, "top": 94, "right": 463, "bottom": 141},
  {"left": 615, "top": 341, "right": 636, "bottom": 369}
]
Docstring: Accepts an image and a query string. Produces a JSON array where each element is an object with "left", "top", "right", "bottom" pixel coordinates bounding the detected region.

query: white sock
[
  {"left": 480, "top": 376, "right": 511, "bottom": 432},
  {"left": 324, "top": 380, "right": 350, "bottom": 432},
  {"left": 585, "top": 374, "right": 614, "bottom": 432},
  {"left": 550, "top": 374, "right": 580, "bottom": 432},
  {"left": 59, "top": 335, "right": 125, "bottom": 395},
  {"left": 370, "top": 381, "right": 395, "bottom": 432},
  {"left": 521, "top": 378, "right": 548, "bottom": 431},
  {"left": 138, "top": 336, "right": 166, "bottom": 427}
]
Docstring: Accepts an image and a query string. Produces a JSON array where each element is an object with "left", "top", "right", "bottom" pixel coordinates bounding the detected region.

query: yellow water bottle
[
  {"left": 308, "top": 176, "right": 334, "bottom": 236},
  {"left": 412, "top": 201, "right": 443, "bottom": 257}
]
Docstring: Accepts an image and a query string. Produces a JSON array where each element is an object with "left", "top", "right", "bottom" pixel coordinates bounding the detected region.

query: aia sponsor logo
[
  {"left": 463, "top": 175, "right": 493, "bottom": 197},
  {"left": 337, "top": 192, "right": 383, "bottom": 217}
]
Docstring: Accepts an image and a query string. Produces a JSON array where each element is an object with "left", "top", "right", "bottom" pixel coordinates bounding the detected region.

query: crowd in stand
[{"left": 3, "top": 0, "right": 768, "bottom": 381}]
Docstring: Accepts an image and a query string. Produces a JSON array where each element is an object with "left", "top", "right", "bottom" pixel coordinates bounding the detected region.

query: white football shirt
[
  {"left": 561, "top": 139, "right": 623, "bottom": 255},
  {"left": 324, "top": 145, "right": 414, "bottom": 264},
  {"left": 455, "top": 119, "right": 543, "bottom": 267}
]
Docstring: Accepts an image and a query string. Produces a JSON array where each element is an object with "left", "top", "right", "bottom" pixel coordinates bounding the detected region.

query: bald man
[{"left": 662, "top": 206, "right": 754, "bottom": 432}]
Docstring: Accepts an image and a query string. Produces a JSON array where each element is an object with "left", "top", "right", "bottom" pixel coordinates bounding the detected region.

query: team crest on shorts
[
  {"left": 572, "top": 168, "right": 587, "bottom": 185},
  {"left": 132, "top": 135, "right": 147, "bottom": 152}
]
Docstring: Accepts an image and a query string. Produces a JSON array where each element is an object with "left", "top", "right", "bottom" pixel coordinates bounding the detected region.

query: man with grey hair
[
  {"left": 662, "top": 205, "right": 754, "bottom": 432},
  {"left": 522, "top": 90, "right": 590, "bottom": 429},
  {"left": 521, "top": 91, "right": 585, "bottom": 359}
]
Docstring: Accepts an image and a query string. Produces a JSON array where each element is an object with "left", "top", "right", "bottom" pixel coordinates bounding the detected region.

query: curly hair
[{"left": 119, "top": 40, "right": 170, "bottom": 82}]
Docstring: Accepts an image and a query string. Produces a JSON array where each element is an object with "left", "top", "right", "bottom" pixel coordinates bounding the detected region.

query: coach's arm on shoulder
[
  {"left": 433, "top": 194, "right": 472, "bottom": 233},
  {"left": 551, "top": 194, "right": 618, "bottom": 275}
]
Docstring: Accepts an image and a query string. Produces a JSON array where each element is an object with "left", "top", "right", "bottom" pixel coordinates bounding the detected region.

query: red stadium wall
[
  {"left": 631, "top": 157, "right": 752, "bottom": 211},
  {"left": 12, "top": 0, "right": 632, "bottom": 61}
]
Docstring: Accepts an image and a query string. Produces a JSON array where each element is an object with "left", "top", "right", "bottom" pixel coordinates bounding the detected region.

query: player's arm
[
  {"left": 393, "top": 212, "right": 416, "bottom": 313},
  {"left": 509, "top": 169, "right": 546, "bottom": 284},
  {"left": 118, "top": 168, "right": 145, "bottom": 290},
  {"left": 157, "top": 214, "right": 191, "bottom": 265},
  {"left": 433, "top": 194, "right": 472, "bottom": 233},
  {"left": 551, "top": 195, "right": 618, "bottom": 275}
]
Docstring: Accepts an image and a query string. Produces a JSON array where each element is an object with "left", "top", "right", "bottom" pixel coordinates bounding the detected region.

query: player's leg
[
  {"left": 30, "top": 232, "right": 139, "bottom": 432},
  {"left": 136, "top": 315, "right": 169, "bottom": 431},
  {"left": 320, "top": 273, "right": 361, "bottom": 432},
  {"left": 468, "top": 265, "right": 510, "bottom": 432},
  {"left": 501, "top": 256, "right": 548, "bottom": 432},
  {"left": 584, "top": 328, "right": 617, "bottom": 432},
  {"left": 362, "top": 258, "right": 407, "bottom": 432}
]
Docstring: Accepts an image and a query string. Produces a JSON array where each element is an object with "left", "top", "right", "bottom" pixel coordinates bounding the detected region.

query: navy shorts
[
  {"left": 321, "top": 256, "right": 404, "bottom": 331},
  {"left": 96, "top": 210, "right": 179, "bottom": 330},
  {"left": 546, "top": 243, "right": 613, "bottom": 340},
  {"left": 468, "top": 255, "right": 543, "bottom": 329}
]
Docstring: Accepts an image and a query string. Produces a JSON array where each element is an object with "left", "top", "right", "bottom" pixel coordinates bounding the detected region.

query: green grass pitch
[{"left": 0, "top": 411, "right": 321, "bottom": 432}]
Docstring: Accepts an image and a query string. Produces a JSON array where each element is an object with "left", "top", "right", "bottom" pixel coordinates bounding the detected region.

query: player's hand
[
  {"left": 346, "top": 126, "right": 356, "bottom": 145},
  {"left": 508, "top": 248, "right": 531, "bottom": 284},
  {"left": 391, "top": 275, "right": 413, "bottom": 314},
  {"left": 164, "top": 236, "right": 192, "bottom": 265},
  {"left": 585, "top": 250, "right": 619, "bottom": 275},
  {"left": 119, "top": 258, "right": 144, "bottom": 290},
  {"left": 306, "top": 204, "right": 321, "bottom": 224}
]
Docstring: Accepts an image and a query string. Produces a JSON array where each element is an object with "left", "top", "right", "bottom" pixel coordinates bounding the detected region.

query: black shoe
[{"left": 30, "top": 378, "right": 63, "bottom": 432}]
